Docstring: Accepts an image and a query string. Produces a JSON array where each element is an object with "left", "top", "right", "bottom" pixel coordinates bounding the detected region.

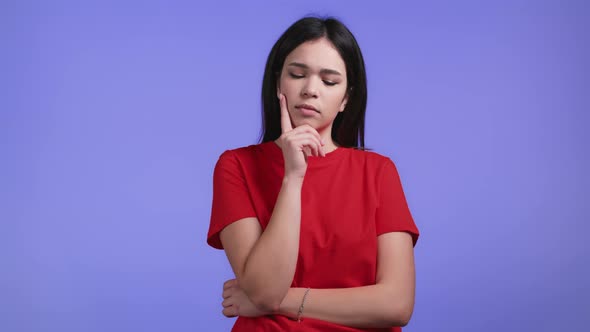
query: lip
[{"left": 295, "top": 104, "right": 320, "bottom": 113}]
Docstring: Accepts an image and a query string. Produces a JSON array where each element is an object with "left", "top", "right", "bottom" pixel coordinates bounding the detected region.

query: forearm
[
  {"left": 241, "top": 176, "right": 303, "bottom": 310},
  {"left": 277, "top": 285, "right": 413, "bottom": 328}
]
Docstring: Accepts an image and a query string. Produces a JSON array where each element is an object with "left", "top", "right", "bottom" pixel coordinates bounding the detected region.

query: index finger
[{"left": 280, "top": 94, "right": 293, "bottom": 133}]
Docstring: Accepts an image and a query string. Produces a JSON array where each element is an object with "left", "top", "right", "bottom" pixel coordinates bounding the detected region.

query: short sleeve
[
  {"left": 375, "top": 158, "right": 420, "bottom": 246},
  {"left": 207, "top": 150, "right": 257, "bottom": 249}
]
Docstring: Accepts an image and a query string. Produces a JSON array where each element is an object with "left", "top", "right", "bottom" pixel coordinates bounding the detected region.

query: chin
[{"left": 295, "top": 119, "right": 318, "bottom": 128}]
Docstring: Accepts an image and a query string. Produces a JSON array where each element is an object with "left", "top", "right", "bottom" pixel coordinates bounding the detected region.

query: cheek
[
  {"left": 327, "top": 88, "right": 347, "bottom": 105},
  {"left": 281, "top": 74, "right": 297, "bottom": 91},
  {"left": 279, "top": 79, "right": 300, "bottom": 98}
]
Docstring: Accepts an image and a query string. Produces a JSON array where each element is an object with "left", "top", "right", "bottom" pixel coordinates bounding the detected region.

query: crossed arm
[{"left": 219, "top": 209, "right": 416, "bottom": 328}]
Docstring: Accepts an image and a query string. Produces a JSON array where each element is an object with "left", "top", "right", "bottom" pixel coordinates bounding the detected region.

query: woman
[{"left": 207, "top": 16, "right": 419, "bottom": 331}]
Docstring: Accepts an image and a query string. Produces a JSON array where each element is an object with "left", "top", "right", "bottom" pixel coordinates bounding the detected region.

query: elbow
[
  {"left": 249, "top": 293, "right": 282, "bottom": 313},
  {"left": 237, "top": 273, "right": 286, "bottom": 313},
  {"left": 240, "top": 280, "right": 283, "bottom": 313},
  {"left": 394, "top": 307, "right": 414, "bottom": 327},
  {"left": 387, "top": 301, "right": 414, "bottom": 327},
  {"left": 380, "top": 289, "right": 414, "bottom": 327}
]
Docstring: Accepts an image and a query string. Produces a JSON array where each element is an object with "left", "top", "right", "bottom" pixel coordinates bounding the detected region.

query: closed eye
[{"left": 289, "top": 73, "right": 338, "bottom": 86}]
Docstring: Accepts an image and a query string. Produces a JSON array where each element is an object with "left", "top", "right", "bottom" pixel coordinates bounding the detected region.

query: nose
[{"left": 301, "top": 78, "right": 319, "bottom": 98}]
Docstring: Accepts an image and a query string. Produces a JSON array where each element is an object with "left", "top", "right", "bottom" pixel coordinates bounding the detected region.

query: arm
[
  {"left": 276, "top": 232, "right": 416, "bottom": 328},
  {"left": 218, "top": 94, "right": 324, "bottom": 312},
  {"left": 220, "top": 176, "right": 303, "bottom": 312}
]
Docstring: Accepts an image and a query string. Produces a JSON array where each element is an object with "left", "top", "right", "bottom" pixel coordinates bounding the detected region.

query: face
[{"left": 277, "top": 37, "right": 349, "bottom": 132}]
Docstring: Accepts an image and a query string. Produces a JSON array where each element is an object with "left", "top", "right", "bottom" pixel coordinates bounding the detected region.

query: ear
[{"left": 339, "top": 95, "right": 349, "bottom": 112}]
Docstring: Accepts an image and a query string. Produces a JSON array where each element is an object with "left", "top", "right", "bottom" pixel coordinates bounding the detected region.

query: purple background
[{"left": 3, "top": 0, "right": 589, "bottom": 331}]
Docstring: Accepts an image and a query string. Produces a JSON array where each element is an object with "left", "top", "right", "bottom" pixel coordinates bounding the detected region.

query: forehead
[{"left": 284, "top": 38, "right": 346, "bottom": 73}]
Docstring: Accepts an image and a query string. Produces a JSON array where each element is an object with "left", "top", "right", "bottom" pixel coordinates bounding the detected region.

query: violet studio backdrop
[{"left": 2, "top": 0, "right": 588, "bottom": 331}]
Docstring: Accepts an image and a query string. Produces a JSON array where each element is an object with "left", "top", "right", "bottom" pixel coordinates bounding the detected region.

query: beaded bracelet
[{"left": 296, "top": 288, "right": 311, "bottom": 322}]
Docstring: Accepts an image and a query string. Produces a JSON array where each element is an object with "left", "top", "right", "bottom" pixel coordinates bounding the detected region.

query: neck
[{"left": 317, "top": 125, "right": 338, "bottom": 153}]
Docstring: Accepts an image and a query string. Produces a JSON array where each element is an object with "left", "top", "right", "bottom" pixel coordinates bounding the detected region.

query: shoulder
[
  {"left": 347, "top": 147, "right": 395, "bottom": 169},
  {"left": 344, "top": 148, "right": 404, "bottom": 186},
  {"left": 217, "top": 142, "right": 267, "bottom": 159},
  {"left": 215, "top": 141, "right": 278, "bottom": 169},
  {"left": 218, "top": 143, "right": 261, "bottom": 158}
]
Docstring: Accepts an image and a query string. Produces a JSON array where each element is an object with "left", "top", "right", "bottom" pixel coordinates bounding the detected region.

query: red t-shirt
[{"left": 208, "top": 141, "right": 419, "bottom": 332}]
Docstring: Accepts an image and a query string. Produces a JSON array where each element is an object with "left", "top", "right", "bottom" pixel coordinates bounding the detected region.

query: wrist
[
  {"left": 276, "top": 288, "right": 306, "bottom": 319},
  {"left": 282, "top": 175, "right": 304, "bottom": 187},
  {"left": 295, "top": 287, "right": 311, "bottom": 322}
]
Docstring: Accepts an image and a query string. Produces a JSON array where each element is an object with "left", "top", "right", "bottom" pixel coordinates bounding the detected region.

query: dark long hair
[{"left": 259, "top": 16, "right": 368, "bottom": 149}]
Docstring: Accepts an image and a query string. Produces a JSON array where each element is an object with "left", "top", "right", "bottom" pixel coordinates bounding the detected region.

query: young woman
[{"left": 207, "top": 16, "right": 420, "bottom": 331}]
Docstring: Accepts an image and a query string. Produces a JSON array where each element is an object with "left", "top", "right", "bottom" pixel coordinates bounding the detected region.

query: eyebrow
[{"left": 287, "top": 62, "right": 342, "bottom": 76}]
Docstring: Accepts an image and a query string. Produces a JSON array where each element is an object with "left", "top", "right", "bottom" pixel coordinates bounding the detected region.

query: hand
[
  {"left": 221, "top": 279, "right": 270, "bottom": 318},
  {"left": 276, "top": 94, "right": 325, "bottom": 180}
]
